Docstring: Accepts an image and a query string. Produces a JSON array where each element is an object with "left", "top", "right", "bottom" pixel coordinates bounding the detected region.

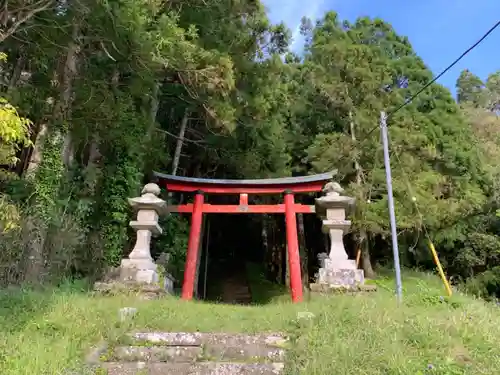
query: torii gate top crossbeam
[{"left": 153, "top": 170, "right": 336, "bottom": 194}]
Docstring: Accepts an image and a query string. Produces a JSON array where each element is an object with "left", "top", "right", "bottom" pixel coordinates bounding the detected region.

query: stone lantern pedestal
[
  {"left": 94, "top": 183, "right": 175, "bottom": 299},
  {"left": 310, "top": 182, "right": 365, "bottom": 292}
]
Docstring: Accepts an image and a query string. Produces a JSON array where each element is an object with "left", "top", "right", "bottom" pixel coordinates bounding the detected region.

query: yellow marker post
[{"left": 428, "top": 240, "right": 453, "bottom": 297}]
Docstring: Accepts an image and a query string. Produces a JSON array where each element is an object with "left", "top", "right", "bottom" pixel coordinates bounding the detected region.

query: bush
[{"left": 464, "top": 267, "right": 500, "bottom": 300}]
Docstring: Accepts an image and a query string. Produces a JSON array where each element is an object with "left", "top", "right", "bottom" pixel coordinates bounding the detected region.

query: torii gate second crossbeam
[{"left": 153, "top": 171, "right": 336, "bottom": 303}]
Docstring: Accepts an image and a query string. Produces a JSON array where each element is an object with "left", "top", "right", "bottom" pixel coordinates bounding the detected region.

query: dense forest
[{"left": 1, "top": 0, "right": 500, "bottom": 299}]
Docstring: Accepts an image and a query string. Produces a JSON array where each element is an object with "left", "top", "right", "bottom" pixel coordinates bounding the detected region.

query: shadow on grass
[{"left": 245, "top": 262, "right": 289, "bottom": 305}]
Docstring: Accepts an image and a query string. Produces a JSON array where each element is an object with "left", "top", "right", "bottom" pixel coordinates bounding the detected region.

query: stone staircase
[
  {"left": 90, "top": 332, "right": 288, "bottom": 374},
  {"left": 218, "top": 264, "right": 253, "bottom": 304},
  {"left": 221, "top": 275, "right": 253, "bottom": 304}
]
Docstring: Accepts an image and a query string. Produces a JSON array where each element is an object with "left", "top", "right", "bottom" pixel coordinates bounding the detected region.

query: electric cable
[{"left": 358, "top": 19, "right": 500, "bottom": 142}]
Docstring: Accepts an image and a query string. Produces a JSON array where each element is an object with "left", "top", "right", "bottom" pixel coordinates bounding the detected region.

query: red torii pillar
[
  {"left": 284, "top": 190, "right": 303, "bottom": 303},
  {"left": 181, "top": 191, "right": 204, "bottom": 300}
]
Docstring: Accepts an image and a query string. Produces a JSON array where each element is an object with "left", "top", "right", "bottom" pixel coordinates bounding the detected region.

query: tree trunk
[
  {"left": 0, "top": 1, "right": 53, "bottom": 44},
  {"left": 56, "top": 18, "right": 80, "bottom": 168},
  {"left": 25, "top": 71, "right": 60, "bottom": 178},
  {"left": 168, "top": 111, "right": 189, "bottom": 202},
  {"left": 360, "top": 232, "right": 376, "bottom": 279},
  {"left": 86, "top": 140, "right": 101, "bottom": 167},
  {"left": 25, "top": 123, "right": 48, "bottom": 178},
  {"left": 7, "top": 53, "right": 30, "bottom": 176},
  {"left": 262, "top": 213, "right": 272, "bottom": 278},
  {"left": 24, "top": 19, "right": 81, "bottom": 284},
  {"left": 172, "top": 110, "right": 189, "bottom": 176},
  {"left": 6, "top": 54, "right": 24, "bottom": 94},
  {"left": 61, "top": 133, "right": 74, "bottom": 167},
  {"left": 297, "top": 212, "right": 308, "bottom": 287},
  {"left": 262, "top": 214, "right": 269, "bottom": 254},
  {"left": 146, "top": 83, "right": 160, "bottom": 143}
]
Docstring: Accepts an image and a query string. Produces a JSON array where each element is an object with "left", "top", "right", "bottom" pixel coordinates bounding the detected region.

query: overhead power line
[
  {"left": 361, "top": 19, "right": 500, "bottom": 140},
  {"left": 389, "top": 19, "right": 500, "bottom": 118}
]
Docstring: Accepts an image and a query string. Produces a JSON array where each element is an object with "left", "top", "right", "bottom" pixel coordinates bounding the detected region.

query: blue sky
[{"left": 262, "top": 0, "right": 500, "bottom": 98}]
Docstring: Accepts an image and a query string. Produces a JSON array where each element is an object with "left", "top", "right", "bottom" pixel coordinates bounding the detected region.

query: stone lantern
[
  {"left": 311, "top": 181, "right": 365, "bottom": 291},
  {"left": 119, "top": 182, "right": 167, "bottom": 284},
  {"left": 94, "top": 182, "right": 175, "bottom": 298}
]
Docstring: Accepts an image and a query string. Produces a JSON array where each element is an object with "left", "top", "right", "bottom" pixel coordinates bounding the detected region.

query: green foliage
[
  {"left": 0, "top": 1, "right": 499, "bottom": 299},
  {"left": 464, "top": 267, "right": 500, "bottom": 300},
  {"left": 0, "top": 98, "right": 31, "bottom": 167},
  {"left": 92, "top": 103, "right": 146, "bottom": 265},
  {"left": 153, "top": 215, "right": 189, "bottom": 281},
  {"left": 0, "top": 53, "right": 32, "bottom": 232},
  {"left": 456, "top": 69, "right": 486, "bottom": 106},
  {"left": 31, "top": 130, "right": 65, "bottom": 223},
  {"left": 245, "top": 262, "right": 289, "bottom": 304}
]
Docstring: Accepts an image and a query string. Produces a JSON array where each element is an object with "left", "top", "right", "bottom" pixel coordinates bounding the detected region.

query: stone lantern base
[
  {"left": 309, "top": 282, "right": 377, "bottom": 294},
  {"left": 310, "top": 252, "right": 365, "bottom": 292},
  {"left": 316, "top": 267, "right": 365, "bottom": 288},
  {"left": 120, "top": 258, "right": 159, "bottom": 284},
  {"left": 317, "top": 256, "right": 364, "bottom": 286},
  {"left": 93, "top": 260, "right": 175, "bottom": 300}
]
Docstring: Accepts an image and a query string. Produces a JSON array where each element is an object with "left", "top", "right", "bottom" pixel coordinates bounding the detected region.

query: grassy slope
[{"left": 0, "top": 271, "right": 499, "bottom": 375}]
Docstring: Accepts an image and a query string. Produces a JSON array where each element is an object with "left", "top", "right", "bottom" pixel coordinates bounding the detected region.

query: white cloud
[{"left": 262, "top": 0, "right": 327, "bottom": 51}]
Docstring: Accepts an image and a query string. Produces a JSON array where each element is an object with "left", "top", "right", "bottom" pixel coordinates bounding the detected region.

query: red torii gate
[{"left": 153, "top": 171, "right": 336, "bottom": 303}]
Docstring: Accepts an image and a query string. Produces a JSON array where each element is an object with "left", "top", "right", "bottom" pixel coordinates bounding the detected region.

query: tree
[
  {"left": 0, "top": 0, "right": 54, "bottom": 43},
  {"left": 456, "top": 69, "right": 486, "bottom": 107},
  {"left": 485, "top": 71, "right": 500, "bottom": 112},
  {"left": 0, "top": 53, "right": 31, "bottom": 232},
  {"left": 297, "top": 13, "right": 487, "bottom": 277}
]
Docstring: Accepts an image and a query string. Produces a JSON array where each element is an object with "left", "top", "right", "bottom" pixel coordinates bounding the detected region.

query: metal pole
[{"left": 380, "top": 111, "right": 403, "bottom": 304}]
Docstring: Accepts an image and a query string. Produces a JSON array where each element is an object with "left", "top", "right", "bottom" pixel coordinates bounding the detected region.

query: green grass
[
  {"left": 245, "top": 262, "right": 290, "bottom": 304},
  {"left": 0, "top": 271, "right": 499, "bottom": 375}
]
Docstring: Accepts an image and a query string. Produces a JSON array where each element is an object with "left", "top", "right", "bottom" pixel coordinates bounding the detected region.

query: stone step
[
  {"left": 109, "top": 344, "right": 285, "bottom": 363},
  {"left": 223, "top": 290, "right": 251, "bottom": 295},
  {"left": 225, "top": 294, "right": 251, "bottom": 300},
  {"left": 100, "top": 361, "right": 285, "bottom": 374},
  {"left": 224, "top": 298, "right": 252, "bottom": 304},
  {"left": 203, "top": 344, "right": 285, "bottom": 362},
  {"left": 129, "top": 332, "right": 288, "bottom": 349},
  {"left": 110, "top": 346, "right": 202, "bottom": 362},
  {"left": 220, "top": 277, "right": 252, "bottom": 304},
  {"left": 228, "top": 290, "right": 251, "bottom": 295},
  {"left": 131, "top": 332, "right": 204, "bottom": 346}
]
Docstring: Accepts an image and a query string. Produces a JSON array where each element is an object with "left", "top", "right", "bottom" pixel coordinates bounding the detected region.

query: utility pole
[{"left": 380, "top": 111, "right": 403, "bottom": 304}]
